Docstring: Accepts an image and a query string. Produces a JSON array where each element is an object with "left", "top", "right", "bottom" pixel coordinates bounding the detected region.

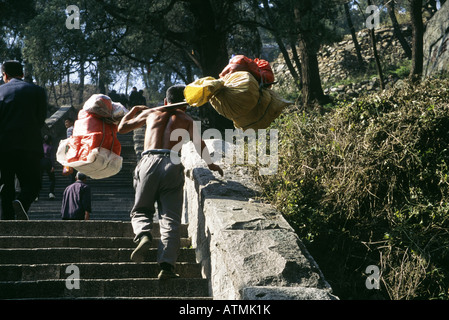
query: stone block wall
[
  {"left": 423, "top": 1, "right": 449, "bottom": 78},
  {"left": 181, "top": 139, "right": 338, "bottom": 300}
]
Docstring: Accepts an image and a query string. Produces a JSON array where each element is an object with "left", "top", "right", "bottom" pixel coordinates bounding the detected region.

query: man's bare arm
[
  {"left": 118, "top": 106, "right": 152, "bottom": 134},
  {"left": 118, "top": 103, "right": 190, "bottom": 134}
]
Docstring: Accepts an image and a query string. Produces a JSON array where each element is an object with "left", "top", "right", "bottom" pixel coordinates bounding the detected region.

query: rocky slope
[{"left": 272, "top": 25, "right": 413, "bottom": 101}]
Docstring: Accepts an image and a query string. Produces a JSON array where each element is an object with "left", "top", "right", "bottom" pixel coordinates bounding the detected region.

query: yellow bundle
[
  {"left": 183, "top": 77, "right": 224, "bottom": 107},
  {"left": 184, "top": 71, "right": 291, "bottom": 130}
]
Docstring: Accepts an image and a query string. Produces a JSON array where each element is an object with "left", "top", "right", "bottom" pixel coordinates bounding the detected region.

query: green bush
[
  {"left": 387, "top": 59, "right": 412, "bottom": 79},
  {"left": 256, "top": 78, "right": 449, "bottom": 299}
]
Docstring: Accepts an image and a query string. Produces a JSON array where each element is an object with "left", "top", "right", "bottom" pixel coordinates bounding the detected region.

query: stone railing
[{"left": 180, "top": 139, "right": 338, "bottom": 300}]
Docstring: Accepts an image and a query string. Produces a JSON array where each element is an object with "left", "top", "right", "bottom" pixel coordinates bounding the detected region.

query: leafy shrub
[
  {"left": 387, "top": 59, "right": 412, "bottom": 79},
  {"left": 256, "top": 78, "right": 449, "bottom": 299}
]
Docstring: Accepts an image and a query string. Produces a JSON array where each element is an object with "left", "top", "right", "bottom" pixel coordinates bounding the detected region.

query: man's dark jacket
[
  {"left": 61, "top": 181, "right": 92, "bottom": 220},
  {"left": 0, "top": 78, "right": 47, "bottom": 155}
]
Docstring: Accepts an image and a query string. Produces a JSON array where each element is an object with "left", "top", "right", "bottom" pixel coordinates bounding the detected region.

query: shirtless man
[{"left": 118, "top": 84, "right": 223, "bottom": 279}]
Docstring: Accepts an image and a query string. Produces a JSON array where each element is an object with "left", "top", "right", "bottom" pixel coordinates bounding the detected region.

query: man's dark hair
[
  {"left": 1, "top": 60, "right": 24, "bottom": 78},
  {"left": 43, "top": 135, "right": 52, "bottom": 144},
  {"left": 76, "top": 172, "right": 87, "bottom": 181},
  {"left": 166, "top": 85, "right": 186, "bottom": 104}
]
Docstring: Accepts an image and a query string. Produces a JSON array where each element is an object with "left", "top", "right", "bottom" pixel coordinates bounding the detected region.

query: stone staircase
[
  {"left": 0, "top": 220, "right": 209, "bottom": 299},
  {"left": 0, "top": 131, "right": 211, "bottom": 299}
]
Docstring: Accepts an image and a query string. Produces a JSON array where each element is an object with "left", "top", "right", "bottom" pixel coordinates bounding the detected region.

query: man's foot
[
  {"left": 12, "top": 200, "right": 29, "bottom": 220},
  {"left": 130, "top": 235, "right": 152, "bottom": 263},
  {"left": 49, "top": 193, "right": 55, "bottom": 200},
  {"left": 158, "top": 262, "right": 180, "bottom": 280}
]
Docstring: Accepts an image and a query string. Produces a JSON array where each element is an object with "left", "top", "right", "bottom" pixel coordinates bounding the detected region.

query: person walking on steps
[
  {"left": 0, "top": 60, "right": 47, "bottom": 220},
  {"left": 61, "top": 172, "right": 91, "bottom": 221},
  {"left": 38, "top": 135, "right": 56, "bottom": 200},
  {"left": 118, "top": 84, "right": 223, "bottom": 279}
]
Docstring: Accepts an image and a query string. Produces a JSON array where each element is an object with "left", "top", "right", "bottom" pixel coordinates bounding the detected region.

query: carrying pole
[{"left": 150, "top": 101, "right": 190, "bottom": 112}]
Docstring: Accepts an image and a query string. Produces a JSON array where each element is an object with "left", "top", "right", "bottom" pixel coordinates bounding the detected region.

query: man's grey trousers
[{"left": 130, "top": 153, "right": 185, "bottom": 266}]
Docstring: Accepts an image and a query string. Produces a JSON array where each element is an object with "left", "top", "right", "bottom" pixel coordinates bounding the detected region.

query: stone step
[
  {"left": 0, "top": 262, "right": 202, "bottom": 281},
  {"left": 29, "top": 203, "right": 135, "bottom": 210},
  {"left": 0, "top": 220, "right": 188, "bottom": 238},
  {"left": 0, "top": 278, "right": 210, "bottom": 299},
  {"left": 29, "top": 213, "right": 132, "bottom": 221},
  {"left": 29, "top": 204, "right": 135, "bottom": 218},
  {"left": 0, "top": 218, "right": 207, "bottom": 299},
  {"left": 0, "top": 247, "right": 198, "bottom": 264},
  {"left": 0, "top": 236, "right": 192, "bottom": 249}
]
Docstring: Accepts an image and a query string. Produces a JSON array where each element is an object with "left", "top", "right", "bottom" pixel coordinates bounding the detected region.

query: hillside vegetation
[{"left": 256, "top": 77, "right": 449, "bottom": 299}]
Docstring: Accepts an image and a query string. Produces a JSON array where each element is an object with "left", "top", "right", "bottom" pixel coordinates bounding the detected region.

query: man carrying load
[{"left": 118, "top": 84, "right": 223, "bottom": 279}]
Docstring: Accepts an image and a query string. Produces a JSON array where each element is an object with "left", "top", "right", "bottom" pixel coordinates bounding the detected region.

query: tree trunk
[
  {"left": 344, "top": 2, "right": 365, "bottom": 69},
  {"left": 98, "top": 77, "right": 106, "bottom": 94},
  {"left": 59, "top": 75, "right": 63, "bottom": 101},
  {"left": 51, "top": 81, "right": 59, "bottom": 107},
  {"left": 188, "top": 0, "right": 233, "bottom": 131},
  {"left": 188, "top": 1, "right": 229, "bottom": 78},
  {"left": 269, "top": 28, "right": 301, "bottom": 90},
  {"left": 262, "top": 0, "right": 301, "bottom": 90},
  {"left": 23, "top": 61, "right": 34, "bottom": 84},
  {"left": 141, "top": 64, "right": 151, "bottom": 93},
  {"left": 297, "top": 37, "right": 328, "bottom": 107},
  {"left": 78, "top": 59, "right": 85, "bottom": 105},
  {"left": 293, "top": 1, "right": 329, "bottom": 109},
  {"left": 289, "top": 37, "right": 303, "bottom": 88},
  {"left": 368, "top": 29, "right": 385, "bottom": 90},
  {"left": 125, "top": 70, "right": 130, "bottom": 96},
  {"left": 98, "top": 60, "right": 107, "bottom": 94},
  {"left": 409, "top": 0, "right": 424, "bottom": 82},
  {"left": 66, "top": 66, "right": 73, "bottom": 106},
  {"left": 183, "top": 51, "right": 195, "bottom": 84},
  {"left": 386, "top": 1, "right": 412, "bottom": 59},
  {"left": 367, "top": 0, "right": 385, "bottom": 90}
]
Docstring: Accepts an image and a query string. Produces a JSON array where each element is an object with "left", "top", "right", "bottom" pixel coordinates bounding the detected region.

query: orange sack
[
  {"left": 219, "top": 55, "right": 275, "bottom": 85},
  {"left": 56, "top": 94, "right": 125, "bottom": 179},
  {"left": 65, "top": 109, "right": 121, "bottom": 163}
]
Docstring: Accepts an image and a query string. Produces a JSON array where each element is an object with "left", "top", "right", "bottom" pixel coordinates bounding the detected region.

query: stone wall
[{"left": 181, "top": 139, "right": 338, "bottom": 300}]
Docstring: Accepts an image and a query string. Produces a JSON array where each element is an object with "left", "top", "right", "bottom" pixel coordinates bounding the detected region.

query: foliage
[
  {"left": 0, "top": 0, "right": 36, "bottom": 63},
  {"left": 256, "top": 78, "right": 449, "bottom": 299},
  {"left": 386, "top": 59, "right": 412, "bottom": 79}
]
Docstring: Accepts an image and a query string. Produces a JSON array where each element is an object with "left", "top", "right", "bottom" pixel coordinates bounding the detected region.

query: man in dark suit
[{"left": 0, "top": 60, "right": 47, "bottom": 220}]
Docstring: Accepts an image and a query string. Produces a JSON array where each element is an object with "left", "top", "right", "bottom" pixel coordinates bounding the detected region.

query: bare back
[{"left": 144, "top": 109, "right": 192, "bottom": 151}]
